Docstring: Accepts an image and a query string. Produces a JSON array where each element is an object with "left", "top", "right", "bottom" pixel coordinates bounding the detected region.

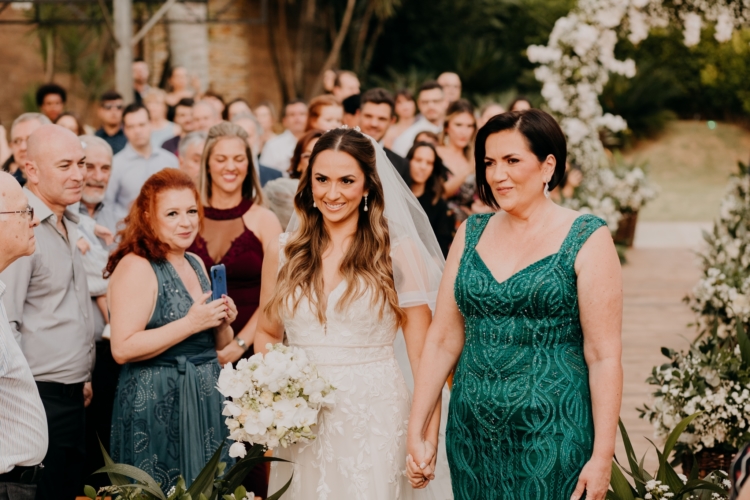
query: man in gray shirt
[
  {"left": 0, "top": 125, "right": 95, "bottom": 500},
  {"left": 104, "top": 103, "right": 178, "bottom": 223},
  {"left": 0, "top": 172, "right": 47, "bottom": 500}
]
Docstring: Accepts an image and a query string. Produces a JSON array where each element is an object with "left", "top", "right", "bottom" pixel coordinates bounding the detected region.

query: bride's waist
[{"left": 288, "top": 342, "right": 395, "bottom": 366}]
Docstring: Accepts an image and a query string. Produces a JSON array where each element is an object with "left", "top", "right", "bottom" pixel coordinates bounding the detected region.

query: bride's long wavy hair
[{"left": 265, "top": 128, "right": 405, "bottom": 326}]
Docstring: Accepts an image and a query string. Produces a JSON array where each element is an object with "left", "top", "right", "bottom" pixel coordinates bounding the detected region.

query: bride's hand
[{"left": 406, "top": 440, "right": 437, "bottom": 488}]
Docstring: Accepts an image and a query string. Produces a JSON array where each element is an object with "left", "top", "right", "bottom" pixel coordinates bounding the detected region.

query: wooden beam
[
  {"left": 114, "top": 0, "right": 133, "bottom": 103},
  {"left": 131, "top": 0, "right": 178, "bottom": 46}
]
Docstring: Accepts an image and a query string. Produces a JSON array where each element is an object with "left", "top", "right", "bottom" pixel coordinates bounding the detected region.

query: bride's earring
[
  {"left": 543, "top": 182, "right": 550, "bottom": 199},
  {"left": 363, "top": 194, "right": 369, "bottom": 212},
  {"left": 313, "top": 200, "right": 317, "bottom": 208}
]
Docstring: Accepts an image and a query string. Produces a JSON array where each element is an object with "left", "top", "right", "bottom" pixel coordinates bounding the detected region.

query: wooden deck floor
[{"left": 617, "top": 248, "right": 701, "bottom": 473}]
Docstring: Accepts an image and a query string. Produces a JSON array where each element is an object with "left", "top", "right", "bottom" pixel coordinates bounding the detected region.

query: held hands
[
  {"left": 570, "top": 455, "right": 611, "bottom": 500},
  {"left": 406, "top": 439, "right": 437, "bottom": 489},
  {"left": 185, "top": 292, "right": 233, "bottom": 334},
  {"left": 94, "top": 224, "right": 115, "bottom": 246}
]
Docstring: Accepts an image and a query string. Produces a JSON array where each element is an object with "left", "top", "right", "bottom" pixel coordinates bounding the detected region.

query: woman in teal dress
[
  {"left": 105, "top": 169, "right": 238, "bottom": 492},
  {"left": 407, "top": 109, "right": 623, "bottom": 500}
]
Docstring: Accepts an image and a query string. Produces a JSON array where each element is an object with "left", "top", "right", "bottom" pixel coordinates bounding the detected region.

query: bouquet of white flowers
[{"left": 217, "top": 343, "right": 335, "bottom": 457}]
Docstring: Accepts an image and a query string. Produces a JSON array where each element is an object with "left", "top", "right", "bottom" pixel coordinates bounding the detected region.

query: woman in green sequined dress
[{"left": 406, "top": 110, "right": 623, "bottom": 500}]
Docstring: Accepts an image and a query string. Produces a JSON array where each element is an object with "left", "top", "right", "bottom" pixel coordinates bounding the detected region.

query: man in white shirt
[
  {"left": 259, "top": 100, "right": 308, "bottom": 173},
  {"left": 104, "top": 103, "right": 179, "bottom": 222},
  {"left": 0, "top": 171, "right": 47, "bottom": 500},
  {"left": 391, "top": 81, "right": 448, "bottom": 157}
]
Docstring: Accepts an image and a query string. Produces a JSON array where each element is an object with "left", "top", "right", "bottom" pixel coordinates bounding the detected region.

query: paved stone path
[{"left": 617, "top": 246, "right": 701, "bottom": 474}]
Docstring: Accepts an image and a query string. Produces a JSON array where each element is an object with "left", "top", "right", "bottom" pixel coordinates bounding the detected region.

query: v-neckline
[
  {"left": 472, "top": 214, "right": 583, "bottom": 287},
  {"left": 323, "top": 279, "right": 346, "bottom": 311},
  {"left": 165, "top": 256, "right": 204, "bottom": 305}
]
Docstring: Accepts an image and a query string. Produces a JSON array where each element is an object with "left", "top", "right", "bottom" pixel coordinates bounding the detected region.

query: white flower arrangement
[
  {"left": 640, "top": 162, "right": 750, "bottom": 456},
  {"left": 217, "top": 343, "right": 335, "bottom": 456},
  {"left": 528, "top": 0, "right": 746, "bottom": 230},
  {"left": 643, "top": 475, "right": 730, "bottom": 500}
]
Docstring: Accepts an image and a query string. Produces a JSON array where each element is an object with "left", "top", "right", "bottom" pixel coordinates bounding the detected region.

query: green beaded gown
[{"left": 447, "top": 213, "right": 606, "bottom": 500}]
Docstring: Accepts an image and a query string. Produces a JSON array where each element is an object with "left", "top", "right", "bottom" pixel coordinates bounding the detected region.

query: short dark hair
[
  {"left": 36, "top": 83, "right": 67, "bottom": 106},
  {"left": 360, "top": 88, "right": 395, "bottom": 117},
  {"left": 342, "top": 94, "right": 361, "bottom": 115},
  {"left": 283, "top": 99, "right": 307, "bottom": 118},
  {"left": 224, "top": 97, "right": 250, "bottom": 120},
  {"left": 100, "top": 90, "right": 123, "bottom": 103},
  {"left": 54, "top": 112, "right": 84, "bottom": 135},
  {"left": 475, "top": 109, "right": 567, "bottom": 210},
  {"left": 176, "top": 97, "right": 195, "bottom": 110},
  {"left": 122, "top": 102, "right": 150, "bottom": 124},
  {"left": 417, "top": 81, "right": 443, "bottom": 97}
]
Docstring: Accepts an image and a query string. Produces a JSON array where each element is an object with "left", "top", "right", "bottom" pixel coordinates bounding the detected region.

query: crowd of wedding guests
[{"left": 0, "top": 63, "right": 594, "bottom": 500}]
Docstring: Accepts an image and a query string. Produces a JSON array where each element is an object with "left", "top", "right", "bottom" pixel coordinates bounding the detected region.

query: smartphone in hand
[{"left": 210, "top": 264, "right": 228, "bottom": 302}]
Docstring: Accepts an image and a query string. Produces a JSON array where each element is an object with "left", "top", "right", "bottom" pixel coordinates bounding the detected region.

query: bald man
[
  {"left": 437, "top": 72, "right": 462, "bottom": 103},
  {"left": 0, "top": 172, "right": 47, "bottom": 500},
  {"left": 0, "top": 125, "right": 95, "bottom": 500}
]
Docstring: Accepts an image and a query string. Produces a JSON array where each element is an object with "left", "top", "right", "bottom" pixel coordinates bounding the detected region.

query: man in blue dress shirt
[{"left": 104, "top": 103, "right": 179, "bottom": 223}]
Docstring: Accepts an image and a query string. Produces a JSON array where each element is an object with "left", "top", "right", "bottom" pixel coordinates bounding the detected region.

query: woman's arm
[
  {"left": 570, "top": 227, "right": 623, "bottom": 500},
  {"left": 252, "top": 237, "right": 286, "bottom": 355},
  {"left": 401, "top": 305, "right": 442, "bottom": 453},
  {"left": 406, "top": 223, "right": 468, "bottom": 482},
  {"left": 108, "top": 254, "right": 229, "bottom": 364}
]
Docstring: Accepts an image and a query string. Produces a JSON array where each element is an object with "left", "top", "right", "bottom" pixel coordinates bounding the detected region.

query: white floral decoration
[{"left": 528, "top": 0, "right": 749, "bottom": 227}]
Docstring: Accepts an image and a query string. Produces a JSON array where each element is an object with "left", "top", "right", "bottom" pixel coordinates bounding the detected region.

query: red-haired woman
[{"left": 105, "top": 169, "right": 238, "bottom": 492}]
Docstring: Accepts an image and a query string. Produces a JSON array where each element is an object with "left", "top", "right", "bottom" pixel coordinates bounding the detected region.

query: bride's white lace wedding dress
[{"left": 268, "top": 276, "right": 415, "bottom": 499}]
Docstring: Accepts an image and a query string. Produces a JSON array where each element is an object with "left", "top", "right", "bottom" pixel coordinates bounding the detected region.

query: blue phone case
[{"left": 210, "top": 264, "right": 228, "bottom": 302}]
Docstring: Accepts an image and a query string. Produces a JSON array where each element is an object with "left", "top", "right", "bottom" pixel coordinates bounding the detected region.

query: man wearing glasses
[
  {"left": 0, "top": 125, "right": 95, "bottom": 500},
  {"left": 0, "top": 171, "right": 47, "bottom": 500},
  {"left": 94, "top": 91, "right": 127, "bottom": 155}
]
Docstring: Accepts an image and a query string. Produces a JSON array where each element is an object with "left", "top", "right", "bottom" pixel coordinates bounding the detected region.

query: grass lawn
[{"left": 623, "top": 120, "right": 750, "bottom": 222}]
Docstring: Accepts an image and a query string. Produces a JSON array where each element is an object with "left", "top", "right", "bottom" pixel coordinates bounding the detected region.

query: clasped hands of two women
[{"left": 406, "top": 437, "right": 613, "bottom": 500}]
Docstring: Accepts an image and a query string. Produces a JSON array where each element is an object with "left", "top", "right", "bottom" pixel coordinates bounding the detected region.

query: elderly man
[
  {"left": 105, "top": 103, "right": 179, "bottom": 222},
  {"left": 437, "top": 72, "right": 462, "bottom": 103},
  {"left": 259, "top": 99, "right": 308, "bottom": 173},
  {"left": 177, "top": 131, "right": 207, "bottom": 184},
  {"left": 0, "top": 125, "right": 95, "bottom": 500},
  {"left": 1, "top": 114, "right": 52, "bottom": 186},
  {"left": 0, "top": 172, "right": 47, "bottom": 500},
  {"left": 78, "top": 135, "right": 117, "bottom": 234},
  {"left": 392, "top": 81, "right": 448, "bottom": 157},
  {"left": 192, "top": 100, "right": 222, "bottom": 133}
]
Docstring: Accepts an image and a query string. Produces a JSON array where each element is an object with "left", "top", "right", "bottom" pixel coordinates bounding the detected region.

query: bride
[{"left": 253, "top": 127, "right": 447, "bottom": 499}]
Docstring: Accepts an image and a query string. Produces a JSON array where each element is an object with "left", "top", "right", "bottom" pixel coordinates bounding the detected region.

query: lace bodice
[
  {"left": 269, "top": 233, "right": 417, "bottom": 500},
  {"left": 278, "top": 234, "right": 399, "bottom": 366}
]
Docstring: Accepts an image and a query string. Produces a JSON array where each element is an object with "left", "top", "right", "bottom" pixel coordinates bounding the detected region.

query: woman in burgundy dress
[{"left": 189, "top": 122, "right": 283, "bottom": 498}]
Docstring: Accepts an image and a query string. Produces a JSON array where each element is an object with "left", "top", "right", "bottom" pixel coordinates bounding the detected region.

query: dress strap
[
  {"left": 558, "top": 214, "right": 608, "bottom": 269},
  {"left": 185, "top": 253, "right": 211, "bottom": 292},
  {"left": 463, "top": 213, "right": 494, "bottom": 251},
  {"left": 277, "top": 233, "right": 290, "bottom": 271}
]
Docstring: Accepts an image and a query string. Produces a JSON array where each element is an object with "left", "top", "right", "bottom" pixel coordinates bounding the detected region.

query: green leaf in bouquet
[
  {"left": 605, "top": 492, "right": 621, "bottom": 500},
  {"left": 94, "top": 464, "right": 167, "bottom": 500},
  {"left": 233, "top": 486, "right": 247, "bottom": 499},
  {"left": 83, "top": 485, "right": 97, "bottom": 500},
  {"left": 98, "top": 436, "right": 131, "bottom": 487},
  {"left": 736, "top": 321, "right": 750, "bottom": 368},
  {"left": 186, "top": 442, "right": 225, "bottom": 499},
  {"left": 609, "top": 461, "right": 636, "bottom": 500},
  {"left": 616, "top": 418, "right": 647, "bottom": 496},
  {"left": 198, "top": 494, "right": 208, "bottom": 500},
  {"left": 674, "top": 479, "right": 730, "bottom": 499},
  {"left": 222, "top": 455, "right": 291, "bottom": 495},
  {"left": 661, "top": 347, "right": 674, "bottom": 359},
  {"left": 266, "top": 475, "right": 293, "bottom": 500}
]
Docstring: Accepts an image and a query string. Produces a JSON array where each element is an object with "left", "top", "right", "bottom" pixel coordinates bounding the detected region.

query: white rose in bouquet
[{"left": 217, "top": 343, "right": 336, "bottom": 456}]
